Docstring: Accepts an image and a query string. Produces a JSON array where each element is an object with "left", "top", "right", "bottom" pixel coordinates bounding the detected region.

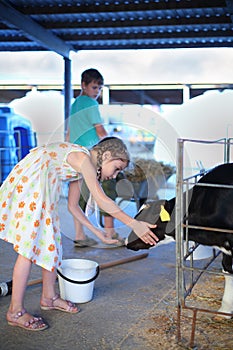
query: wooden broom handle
[{"left": 27, "top": 253, "right": 149, "bottom": 287}]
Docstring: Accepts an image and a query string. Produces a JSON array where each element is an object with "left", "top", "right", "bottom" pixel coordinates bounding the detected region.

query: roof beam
[
  {"left": 15, "top": 0, "right": 227, "bottom": 15},
  {"left": 0, "top": 0, "right": 74, "bottom": 58}
]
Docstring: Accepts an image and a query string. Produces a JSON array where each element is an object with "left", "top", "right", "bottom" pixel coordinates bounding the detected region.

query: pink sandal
[
  {"left": 40, "top": 294, "right": 79, "bottom": 314},
  {"left": 7, "top": 309, "right": 48, "bottom": 331}
]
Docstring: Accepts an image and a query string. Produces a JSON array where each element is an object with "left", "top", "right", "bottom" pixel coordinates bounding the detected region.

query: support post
[{"left": 64, "top": 56, "right": 72, "bottom": 139}]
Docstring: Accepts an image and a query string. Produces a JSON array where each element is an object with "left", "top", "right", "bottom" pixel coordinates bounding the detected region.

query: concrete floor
[{"left": 0, "top": 196, "right": 177, "bottom": 350}]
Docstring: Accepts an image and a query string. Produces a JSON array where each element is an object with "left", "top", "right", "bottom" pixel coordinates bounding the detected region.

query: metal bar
[
  {"left": 183, "top": 304, "right": 233, "bottom": 318},
  {"left": 190, "top": 309, "right": 197, "bottom": 348},
  {"left": 183, "top": 223, "right": 233, "bottom": 234},
  {"left": 175, "top": 138, "right": 184, "bottom": 332},
  {"left": 64, "top": 57, "right": 72, "bottom": 137},
  {"left": 175, "top": 136, "right": 233, "bottom": 346}
]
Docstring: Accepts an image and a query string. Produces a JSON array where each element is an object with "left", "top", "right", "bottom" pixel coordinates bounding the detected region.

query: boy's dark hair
[{"left": 81, "top": 68, "right": 104, "bottom": 85}]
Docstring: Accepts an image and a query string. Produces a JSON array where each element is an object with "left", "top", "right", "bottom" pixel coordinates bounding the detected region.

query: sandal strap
[
  {"left": 14, "top": 308, "right": 26, "bottom": 320},
  {"left": 52, "top": 294, "right": 74, "bottom": 308},
  {"left": 51, "top": 294, "right": 60, "bottom": 302}
]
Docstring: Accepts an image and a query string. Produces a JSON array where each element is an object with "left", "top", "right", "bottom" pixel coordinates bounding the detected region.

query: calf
[{"left": 126, "top": 163, "right": 233, "bottom": 317}]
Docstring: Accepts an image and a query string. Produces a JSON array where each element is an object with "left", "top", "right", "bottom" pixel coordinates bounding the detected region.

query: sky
[{"left": 0, "top": 47, "right": 233, "bottom": 85}]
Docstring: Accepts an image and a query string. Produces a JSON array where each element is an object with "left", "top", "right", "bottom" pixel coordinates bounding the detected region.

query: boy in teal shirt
[{"left": 67, "top": 68, "right": 120, "bottom": 247}]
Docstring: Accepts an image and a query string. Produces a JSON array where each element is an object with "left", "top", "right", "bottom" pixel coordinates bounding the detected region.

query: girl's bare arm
[{"left": 68, "top": 180, "right": 119, "bottom": 243}]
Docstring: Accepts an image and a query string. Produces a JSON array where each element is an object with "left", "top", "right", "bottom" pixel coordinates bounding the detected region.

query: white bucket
[{"left": 57, "top": 259, "right": 99, "bottom": 303}]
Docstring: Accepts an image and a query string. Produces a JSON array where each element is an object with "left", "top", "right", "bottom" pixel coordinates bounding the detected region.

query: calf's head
[{"left": 126, "top": 199, "right": 175, "bottom": 251}]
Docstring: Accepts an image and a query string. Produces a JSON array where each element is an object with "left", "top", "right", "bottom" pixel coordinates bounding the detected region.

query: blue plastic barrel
[{"left": 0, "top": 105, "right": 37, "bottom": 183}]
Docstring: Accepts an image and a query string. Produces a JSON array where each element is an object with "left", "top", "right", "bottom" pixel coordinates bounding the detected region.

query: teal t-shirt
[{"left": 69, "top": 95, "right": 103, "bottom": 148}]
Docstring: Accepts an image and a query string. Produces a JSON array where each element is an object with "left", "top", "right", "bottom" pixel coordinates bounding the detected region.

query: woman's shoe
[
  {"left": 7, "top": 309, "right": 48, "bottom": 331},
  {"left": 74, "top": 236, "right": 98, "bottom": 247},
  {"left": 40, "top": 294, "right": 79, "bottom": 313}
]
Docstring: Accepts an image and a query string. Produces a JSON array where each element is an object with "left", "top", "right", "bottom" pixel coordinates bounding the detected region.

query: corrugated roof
[{"left": 0, "top": 0, "right": 232, "bottom": 58}]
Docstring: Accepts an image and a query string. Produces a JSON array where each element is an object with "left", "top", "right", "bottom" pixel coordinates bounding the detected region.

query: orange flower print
[
  {"left": 19, "top": 201, "right": 25, "bottom": 208},
  {"left": 16, "top": 185, "right": 23, "bottom": 193},
  {"left": 29, "top": 202, "right": 36, "bottom": 211},
  {"left": 49, "top": 152, "right": 57, "bottom": 159},
  {"left": 33, "top": 246, "right": 41, "bottom": 256},
  {"left": 46, "top": 218, "right": 51, "bottom": 225},
  {"left": 22, "top": 176, "right": 29, "bottom": 183},
  {"left": 31, "top": 231, "right": 37, "bottom": 240},
  {"left": 17, "top": 169, "right": 23, "bottom": 175},
  {"left": 16, "top": 222, "right": 20, "bottom": 229},
  {"left": 0, "top": 223, "right": 5, "bottom": 231},
  {"left": 37, "top": 249, "right": 41, "bottom": 256},
  {"left": 48, "top": 244, "right": 55, "bottom": 252},
  {"left": 42, "top": 201, "right": 46, "bottom": 210},
  {"left": 59, "top": 143, "right": 68, "bottom": 148},
  {"left": 2, "top": 201, "right": 7, "bottom": 208},
  {"left": 7, "top": 192, "right": 12, "bottom": 199},
  {"left": 2, "top": 214, "right": 7, "bottom": 221},
  {"left": 9, "top": 176, "right": 15, "bottom": 183},
  {"left": 34, "top": 220, "right": 40, "bottom": 227},
  {"left": 16, "top": 234, "right": 21, "bottom": 242},
  {"left": 14, "top": 245, "right": 19, "bottom": 253},
  {"left": 54, "top": 256, "right": 58, "bottom": 263},
  {"left": 15, "top": 211, "right": 23, "bottom": 219},
  {"left": 33, "top": 192, "right": 39, "bottom": 199}
]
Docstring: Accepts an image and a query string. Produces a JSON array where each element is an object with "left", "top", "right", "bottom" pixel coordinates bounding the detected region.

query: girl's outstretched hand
[
  {"left": 94, "top": 228, "right": 122, "bottom": 245},
  {"left": 131, "top": 220, "right": 158, "bottom": 246},
  {"left": 101, "top": 237, "right": 122, "bottom": 245}
]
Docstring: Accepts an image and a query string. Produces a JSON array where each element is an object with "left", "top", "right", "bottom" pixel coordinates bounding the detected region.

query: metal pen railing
[{"left": 175, "top": 137, "right": 233, "bottom": 347}]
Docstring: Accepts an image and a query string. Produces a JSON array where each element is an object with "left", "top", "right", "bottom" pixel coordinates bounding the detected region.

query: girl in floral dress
[{"left": 0, "top": 137, "right": 158, "bottom": 331}]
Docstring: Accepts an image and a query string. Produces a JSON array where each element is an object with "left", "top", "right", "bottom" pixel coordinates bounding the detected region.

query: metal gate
[{"left": 175, "top": 137, "right": 233, "bottom": 347}]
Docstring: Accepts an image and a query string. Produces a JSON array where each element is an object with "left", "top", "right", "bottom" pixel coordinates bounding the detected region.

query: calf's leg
[{"left": 218, "top": 274, "right": 233, "bottom": 318}]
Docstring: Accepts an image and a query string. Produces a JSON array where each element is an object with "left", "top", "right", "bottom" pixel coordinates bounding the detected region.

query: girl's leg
[
  {"left": 6, "top": 255, "right": 48, "bottom": 330},
  {"left": 41, "top": 267, "right": 58, "bottom": 299},
  {"left": 40, "top": 268, "right": 79, "bottom": 313},
  {"left": 8, "top": 254, "right": 32, "bottom": 313},
  {"left": 73, "top": 217, "right": 86, "bottom": 240},
  {"left": 104, "top": 215, "right": 117, "bottom": 238}
]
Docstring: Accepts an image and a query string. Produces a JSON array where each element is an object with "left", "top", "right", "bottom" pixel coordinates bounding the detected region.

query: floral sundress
[{"left": 0, "top": 142, "right": 89, "bottom": 272}]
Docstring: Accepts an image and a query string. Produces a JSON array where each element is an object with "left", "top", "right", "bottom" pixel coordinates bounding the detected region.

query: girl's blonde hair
[{"left": 92, "top": 137, "right": 130, "bottom": 180}]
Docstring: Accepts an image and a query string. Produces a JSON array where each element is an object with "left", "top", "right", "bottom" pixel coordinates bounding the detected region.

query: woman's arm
[
  {"left": 67, "top": 151, "right": 158, "bottom": 245},
  {"left": 68, "top": 180, "right": 118, "bottom": 243},
  {"left": 95, "top": 124, "right": 108, "bottom": 139}
]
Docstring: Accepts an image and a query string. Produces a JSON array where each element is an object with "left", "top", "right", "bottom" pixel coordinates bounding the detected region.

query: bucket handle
[{"left": 57, "top": 266, "right": 100, "bottom": 285}]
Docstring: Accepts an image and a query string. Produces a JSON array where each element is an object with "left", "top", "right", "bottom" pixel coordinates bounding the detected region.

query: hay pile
[{"left": 124, "top": 158, "right": 175, "bottom": 183}]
